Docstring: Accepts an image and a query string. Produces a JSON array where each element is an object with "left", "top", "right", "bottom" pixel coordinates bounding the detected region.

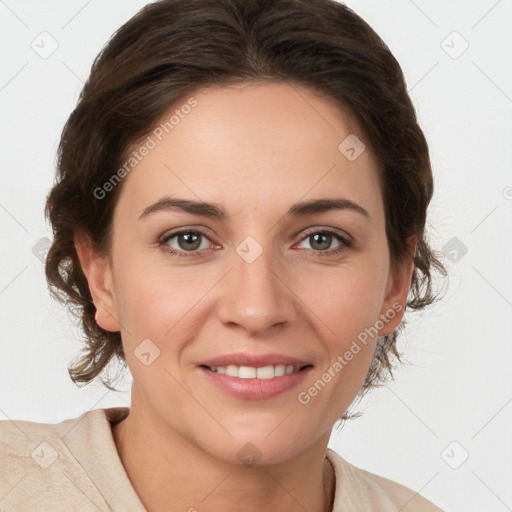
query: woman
[{"left": 0, "top": 0, "right": 447, "bottom": 510}]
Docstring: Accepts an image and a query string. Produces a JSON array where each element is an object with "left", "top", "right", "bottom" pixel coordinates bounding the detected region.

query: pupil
[
  {"left": 179, "top": 232, "right": 201, "bottom": 251},
  {"left": 312, "top": 233, "right": 330, "bottom": 250}
]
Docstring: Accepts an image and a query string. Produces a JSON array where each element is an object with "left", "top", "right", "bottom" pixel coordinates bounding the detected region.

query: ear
[
  {"left": 377, "top": 236, "right": 416, "bottom": 337},
  {"left": 74, "top": 231, "right": 120, "bottom": 332}
]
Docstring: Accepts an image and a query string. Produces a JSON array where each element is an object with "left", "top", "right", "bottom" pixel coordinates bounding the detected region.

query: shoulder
[
  {"left": 0, "top": 408, "right": 107, "bottom": 462},
  {"left": 326, "top": 448, "right": 444, "bottom": 511},
  {"left": 0, "top": 413, "right": 79, "bottom": 509},
  {"left": 0, "top": 413, "right": 65, "bottom": 467},
  {"left": 0, "top": 408, "right": 129, "bottom": 511}
]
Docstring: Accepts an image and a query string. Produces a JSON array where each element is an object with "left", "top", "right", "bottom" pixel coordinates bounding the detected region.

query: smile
[
  {"left": 202, "top": 364, "right": 309, "bottom": 379},
  {"left": 198, "top": 364, "right": 313, "bottom": 400}
]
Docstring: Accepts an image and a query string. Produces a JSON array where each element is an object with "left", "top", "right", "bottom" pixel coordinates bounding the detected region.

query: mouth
[
  {"left": 199, "top": 363, "right": 313, "bottom": 379},
  {"left": 197, "top": 356, "right": 314, "bottom": 400}
]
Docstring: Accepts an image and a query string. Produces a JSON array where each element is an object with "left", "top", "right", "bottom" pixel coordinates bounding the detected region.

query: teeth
[
  {"left": 275, "top": 365, "right": 286, "bottom": 377},
  {"left": 257, "top": 366, "right": 274, "bottom": 379},
  {"left": 208, "top": 364, "right": 301, "bottom": 379},
  {"left": 239, "top": 366, "right": 257, "bottom": 378},
  {"left": 226, "top": 365, "right": 239, "bottom": 377}
]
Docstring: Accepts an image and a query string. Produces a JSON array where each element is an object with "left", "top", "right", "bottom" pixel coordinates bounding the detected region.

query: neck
[{"left": 112, "top": 396, "right": 336, "bottom": 512}]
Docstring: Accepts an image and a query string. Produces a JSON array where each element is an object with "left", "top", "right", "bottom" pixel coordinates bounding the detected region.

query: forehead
[{"left": 117, "top": 81, "right": 383, "bottom": 223}]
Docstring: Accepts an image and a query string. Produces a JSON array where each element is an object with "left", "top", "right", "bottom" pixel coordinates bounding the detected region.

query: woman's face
[{"left": 83, "top": 82, "right": 412, "bottom": 465}]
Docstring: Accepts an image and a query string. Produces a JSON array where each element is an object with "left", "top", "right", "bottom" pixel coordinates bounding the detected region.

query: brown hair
[{"left": 45, "top": 0, "right": 447, "bottom": 415}]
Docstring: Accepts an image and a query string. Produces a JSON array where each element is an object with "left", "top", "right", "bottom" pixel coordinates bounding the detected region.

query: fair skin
[{"left": 75, "top": 81, "right": 415, "bottom": 512}]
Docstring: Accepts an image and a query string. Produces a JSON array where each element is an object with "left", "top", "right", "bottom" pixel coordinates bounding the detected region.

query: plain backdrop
[{"left": 1, "top": 1, "right": 511, "bottom": 511}]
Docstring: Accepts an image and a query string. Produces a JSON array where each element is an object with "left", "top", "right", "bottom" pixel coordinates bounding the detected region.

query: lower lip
[{"left": 198, "top": 366, "right": 313, "bottom": 400}]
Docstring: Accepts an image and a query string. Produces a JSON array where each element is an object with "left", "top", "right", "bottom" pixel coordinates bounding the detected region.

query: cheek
[
  {"left": 315, "top": 283, "right": 380, "bottom": 380},
  {"left": 114, "top": 264, "right": 201, "bottom": 336},
  {"left": 112, "top": 248, "right": 220, "bottom": 364},
  {"left": 294, "top": 258, "right": 388, "bottom": 401},
  {"left": 295, "top": 281, "right": 380, "bottom": 421},
  {"left": 297, "top": 257, "right": 388, "bottom": 340},
  {"left": 113, "top": 264, "right": 206, "bottom": 397}
]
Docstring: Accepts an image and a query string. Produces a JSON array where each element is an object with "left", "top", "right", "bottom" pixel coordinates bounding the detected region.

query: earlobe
[
  {"left": 378, "top": 236, "right": 417, "bottom": 337},
  {"left": 74, "top": 231, "right": 120, "bottom": 333}
]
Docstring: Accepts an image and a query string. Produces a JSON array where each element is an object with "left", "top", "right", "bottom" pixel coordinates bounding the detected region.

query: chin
[{"left": 200, "top": 423, "right": 319, "bottom": 467}]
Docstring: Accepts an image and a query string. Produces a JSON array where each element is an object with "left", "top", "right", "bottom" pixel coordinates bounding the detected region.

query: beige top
[{"left": 0, "top": 407, "right": 444, "bottom": 511}]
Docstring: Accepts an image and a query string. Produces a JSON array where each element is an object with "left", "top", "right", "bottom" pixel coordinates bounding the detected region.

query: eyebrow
[{"left": 138, "top": 196, "right": 370, "bottom": 221}]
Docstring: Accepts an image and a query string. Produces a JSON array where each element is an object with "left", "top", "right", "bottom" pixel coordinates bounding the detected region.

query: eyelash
[{"left": 158, "top": 228, "right": 352, "bottom": 259}]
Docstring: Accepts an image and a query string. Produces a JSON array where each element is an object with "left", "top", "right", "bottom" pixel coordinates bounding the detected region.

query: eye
[
  {"left": 159, "top": 229, "right": 214, "bottom": 258},
  {"left": 295, "top": 228, "right": 352, "bottom": 257},
  {"left": 159, "top": 227, "right": 352, "bottom": 259}
]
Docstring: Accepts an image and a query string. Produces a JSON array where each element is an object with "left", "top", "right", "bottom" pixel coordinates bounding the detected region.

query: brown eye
[
  {"left": 296, "top": 229, "right": 352, "bottom": 257},
  {"left": 160, "top": 229, "right": 213, "bottom": 257},
  {"left": 308, "top": 232, "right": 335, "bottom": 251},
  {"left": 174, "top": 232, "right": 203, "bottom": 251}
]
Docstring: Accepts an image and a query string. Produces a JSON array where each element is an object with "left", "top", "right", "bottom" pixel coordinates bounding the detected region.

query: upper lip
[{"left": 199, "top": 353, "right": 313, "bottom": 368}]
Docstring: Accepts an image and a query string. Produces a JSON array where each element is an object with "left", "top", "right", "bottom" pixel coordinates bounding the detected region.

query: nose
[{"left": 216, "top": 242, "right": 298, "bottom": 336}]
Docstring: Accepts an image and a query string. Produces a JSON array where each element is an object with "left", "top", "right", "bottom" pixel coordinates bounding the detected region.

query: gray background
[{"left": 1, "top": 1, "right": 511, "bottom": 510}]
